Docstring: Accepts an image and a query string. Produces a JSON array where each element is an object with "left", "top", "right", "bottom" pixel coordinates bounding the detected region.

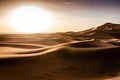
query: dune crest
[{"left": 0, "top": 23, "right": 120, "bottom": 80}]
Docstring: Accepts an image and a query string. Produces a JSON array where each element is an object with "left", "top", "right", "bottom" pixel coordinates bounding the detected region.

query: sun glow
[{"left": 8, "top": 6, "right": 54, "bottom": 33}]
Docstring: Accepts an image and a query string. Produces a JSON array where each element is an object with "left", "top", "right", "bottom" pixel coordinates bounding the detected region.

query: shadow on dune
[
  {"left": 0, "top": 39, "right": 120, "bottom": 80},
  {"left": 1, "top": 23, "right": 120, "bottom": 80},
  {"left": 0, "top": 43, "right": 46, "bottom": 49}
]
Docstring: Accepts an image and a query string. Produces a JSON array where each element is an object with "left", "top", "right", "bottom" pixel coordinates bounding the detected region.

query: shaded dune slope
[
  {"left": 1, "top": 23, "right": 120, "bottom": 80},
  {"left": 0, "top": 39, "right": 120, "bottom": 80},
  {"left": 0, "top": 43, "right": 46, "bottom": 49}
]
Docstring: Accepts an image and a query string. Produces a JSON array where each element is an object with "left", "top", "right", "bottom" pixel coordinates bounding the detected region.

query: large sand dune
[{"left": 0, "top": 23, "right": 120, "bottom": 80}]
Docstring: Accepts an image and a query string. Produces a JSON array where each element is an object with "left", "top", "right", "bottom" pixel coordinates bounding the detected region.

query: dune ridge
[{"left": 0, "top": 23, "right": 120, "bottom": 80}]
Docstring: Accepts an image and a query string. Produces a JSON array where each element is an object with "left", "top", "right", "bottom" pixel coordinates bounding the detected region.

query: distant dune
[{"left": 0, "top": 23, "right": 120, "bottom": 80}]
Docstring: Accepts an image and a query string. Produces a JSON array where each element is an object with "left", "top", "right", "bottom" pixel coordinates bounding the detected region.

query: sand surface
[
  {"left": 0, "top": 23, "right": 120, "bottom": 80},
  {"left": 0, "top": 38, "right": 120, "bottom": 80}
]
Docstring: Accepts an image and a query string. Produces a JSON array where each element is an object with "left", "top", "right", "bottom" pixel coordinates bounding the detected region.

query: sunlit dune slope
[
  {"left": 0, "top": 23, "right": 120, "bottom": 80},
  {"left": 0, "top": 39, "right": 120, "bottom": 80}
]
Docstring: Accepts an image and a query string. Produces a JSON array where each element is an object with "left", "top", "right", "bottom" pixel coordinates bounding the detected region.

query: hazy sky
[{"left": 0, "top": 0, "right": 120, "bottom": 33}]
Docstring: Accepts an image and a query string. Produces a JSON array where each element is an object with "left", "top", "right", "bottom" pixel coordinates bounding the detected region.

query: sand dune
[
  {"left": 0, "top": 42, "right": 46, "bottom": 49},
  {"left": 0, "top": 39, "right": 120, "bottom": 80},
  {"left": 0, "top": 23, "right": 120, "bottom": 80}
]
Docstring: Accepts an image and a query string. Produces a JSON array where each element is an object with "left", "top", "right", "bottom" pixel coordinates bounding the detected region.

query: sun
[{"left": 8, "top": 6, "right": 54, "bottom": 33}]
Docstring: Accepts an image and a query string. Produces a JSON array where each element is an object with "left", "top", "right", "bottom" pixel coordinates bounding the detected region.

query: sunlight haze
[{"left": 0, "top": 0, "right": 120, "bottom": 33}]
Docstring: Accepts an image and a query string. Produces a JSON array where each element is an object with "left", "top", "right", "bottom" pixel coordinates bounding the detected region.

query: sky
[{"left": 0, "top": 0, "right": 120, "bottom": 33}]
